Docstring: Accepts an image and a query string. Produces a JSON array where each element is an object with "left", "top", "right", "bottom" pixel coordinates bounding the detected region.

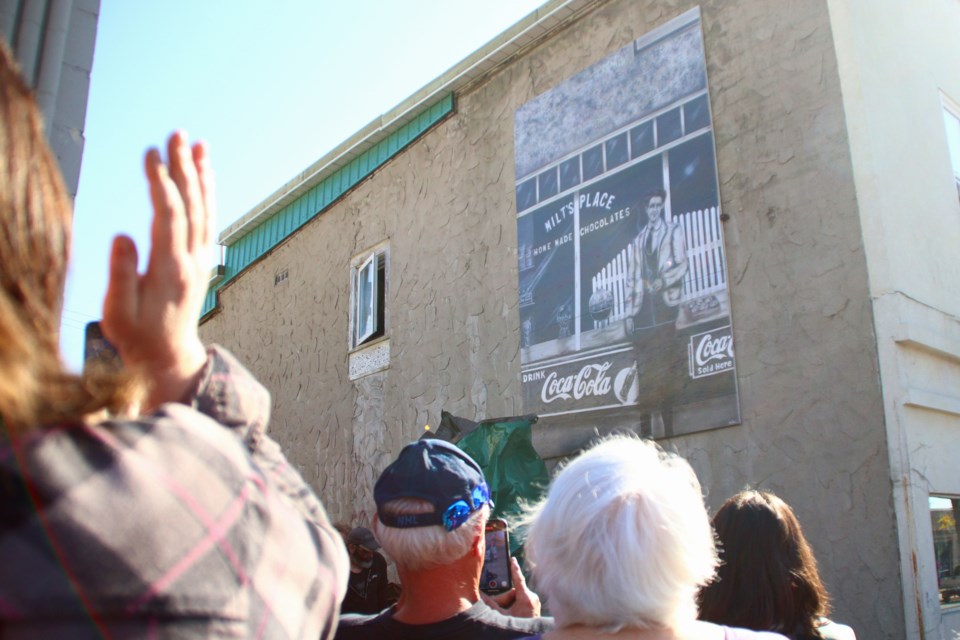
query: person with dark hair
[
  {"left": 341, "top": 526, "right": 390, "bottom": 614},
  {"left": 623, "top": 188, "right": 688, "bottom": 437},
  {"left": 0, "top": 41, "right": 347, "bottom": 637},
  {"left": 697, "top": 491, "right": 856, "bottom": 640}
]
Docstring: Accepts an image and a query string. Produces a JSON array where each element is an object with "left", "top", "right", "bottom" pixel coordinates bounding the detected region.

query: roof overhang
[{"left": 218, "top": 0, "right": 598, "bottom": 247}]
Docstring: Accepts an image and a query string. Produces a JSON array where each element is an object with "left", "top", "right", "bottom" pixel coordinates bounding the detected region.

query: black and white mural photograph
[{"left": 515, "top": 8, "right": 740, "bottom": 436}]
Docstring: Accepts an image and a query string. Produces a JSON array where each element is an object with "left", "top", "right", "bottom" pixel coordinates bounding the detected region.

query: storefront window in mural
[{"left": 514, "top": 8, "right": 740, "bottom": 436}]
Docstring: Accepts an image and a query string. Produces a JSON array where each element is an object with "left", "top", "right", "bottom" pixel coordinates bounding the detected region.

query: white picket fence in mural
[{"left": 590, "top": 206, "right": 726, "bottom": 329}]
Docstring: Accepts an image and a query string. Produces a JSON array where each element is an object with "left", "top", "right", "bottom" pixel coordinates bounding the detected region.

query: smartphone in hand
[
  {"left": 481, "top": 518, "right": 512, "bottom": 594},
  {"left": 84, "top": 321, "right": 122, "bottom": 374}
]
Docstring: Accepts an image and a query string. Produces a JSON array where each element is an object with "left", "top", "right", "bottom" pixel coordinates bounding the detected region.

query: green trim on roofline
[{"left": 201, "top": 94, "right": 454, "bottom": 317}]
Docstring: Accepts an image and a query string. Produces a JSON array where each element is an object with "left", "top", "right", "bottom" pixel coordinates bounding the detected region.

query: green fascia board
[{"left": 201, "top": 94, "right": 453, "bottom": 318}]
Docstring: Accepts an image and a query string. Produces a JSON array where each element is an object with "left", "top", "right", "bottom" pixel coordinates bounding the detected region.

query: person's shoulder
[
  {"left": 730, "top": 630, "right": 789, "bottom": 640},
  {"left": 337, "top": 612, "right": 376, "bottom": 624},
  {"left": 816, "top": 617, "right": 856, "bottom": 640},
  {"left": 710, "top": 624, "right": 788, "bottom": 640},
  {"left": 337, "top": 603, "right": 551, "bottom": 640},
  {"left": 334, "top": 611, "right": 390, "bottom": 639},
  {"left": 468, "top": 601, "right": 554, "bottom": 635}
]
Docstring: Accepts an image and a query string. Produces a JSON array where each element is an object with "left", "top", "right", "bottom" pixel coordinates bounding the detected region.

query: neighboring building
[
  {"left": 1, "top": 0, "right": 100, "bottom": 196},
  {"left": 198, "top": 1, "right": 960, "bottom": 638}
]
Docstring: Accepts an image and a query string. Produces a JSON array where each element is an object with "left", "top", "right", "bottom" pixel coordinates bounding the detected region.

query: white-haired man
[{"left": 335, "top": 439, "right": 552, "bottom": 639}]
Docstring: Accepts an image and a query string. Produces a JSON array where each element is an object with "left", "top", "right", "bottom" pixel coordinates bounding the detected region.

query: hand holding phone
[{"left": 479, "top": 555, "right": 542, "bottom": 618}]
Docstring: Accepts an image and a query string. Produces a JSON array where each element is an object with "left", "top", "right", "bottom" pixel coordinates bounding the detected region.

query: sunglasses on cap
[{"left": 441, "top": 483, "right": 493, "bottom": 531}]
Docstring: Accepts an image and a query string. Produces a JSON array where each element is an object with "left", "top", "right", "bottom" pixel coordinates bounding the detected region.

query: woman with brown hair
[
  {"left": 0, "top": 41, "right": 347, "bottom": 637},
  {"left": 697, "top": 491, "right": 856, "bottom": 640}
]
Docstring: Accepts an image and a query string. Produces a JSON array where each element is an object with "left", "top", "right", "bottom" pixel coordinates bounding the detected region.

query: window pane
[
  {"left": 538, "top": 167, "right": 559, "bottom": 200},
  {"left": 684, "top": 94, "right": 711, "bottom": 133},
  {"left": 355, "top": 253, "right": 377, "bottom": 345},
  {"left": 943, "top": 108, "right": 960, "bottom": 180},
  {"left": 930, "top": 495, "right": 960, "bottom": 609},
  {"left": 657, "top": 107, "right": 683, "bottom": 146},
  {"left": 582, "top": 144, "right": 604, "bottom": 181},
  {"left": 516, "top": 178, "right": 537, "bottom": 212},
  {"left": 605, "top": 132, "right": 629, "bottom": 170},
  {"left": 631, "top": 121, "right": 655, "bottom": 158},
  {"left": 559, "top": 157, "right": 581, "bottom": 191}
]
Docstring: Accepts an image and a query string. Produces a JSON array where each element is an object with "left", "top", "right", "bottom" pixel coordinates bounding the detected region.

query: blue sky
[{"left": 61, "top": 0, "right": 547, "bottom": 371}]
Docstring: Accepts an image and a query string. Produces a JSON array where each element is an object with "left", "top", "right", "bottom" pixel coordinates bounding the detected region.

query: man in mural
[
  {"left": 624, "top": 188, "right": 689, "bottom": 437},
  {"left": 335, "top": 439, "right": 551, "bottom": 639}
]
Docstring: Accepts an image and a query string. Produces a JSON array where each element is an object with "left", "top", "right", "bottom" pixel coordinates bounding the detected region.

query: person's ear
[{"left": 471, "top": 526, "right": 485, "bottom": 559}]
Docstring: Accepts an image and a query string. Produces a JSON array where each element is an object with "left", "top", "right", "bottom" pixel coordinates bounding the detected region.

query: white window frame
[
  {"left": 941, "top": 92, "right": 960, "bottom": 203},
  {"left": 349, "top": 242, "right": 388, "bottom": 351},
  {"left": 354, "top": 253, "right": 378, "bottom": 346}
]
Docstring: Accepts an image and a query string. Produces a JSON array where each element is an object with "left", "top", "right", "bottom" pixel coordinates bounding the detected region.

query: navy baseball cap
[
  {"left": 374, "top": 439, "right": 493, "bottom": 532},
  {"left": 347, "top": 527, "right": 380, "bottom": 551}
]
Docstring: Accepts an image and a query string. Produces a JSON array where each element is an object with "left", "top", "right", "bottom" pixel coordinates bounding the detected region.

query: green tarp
[{"left": 455, "top": 414, "right": 548, "bottom": 556}]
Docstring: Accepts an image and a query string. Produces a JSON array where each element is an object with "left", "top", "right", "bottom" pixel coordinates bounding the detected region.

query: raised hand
[{"left": 101, "top": 131, "right": 215, "bottom": 411}]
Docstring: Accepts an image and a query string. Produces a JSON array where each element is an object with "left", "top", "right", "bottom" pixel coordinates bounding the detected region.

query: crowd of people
[
  {"left": 331, "top": 436, "right": 854, "bottom": 640},
  {"left": 0, "top": 42, "right": 856, "bottom": 639}
]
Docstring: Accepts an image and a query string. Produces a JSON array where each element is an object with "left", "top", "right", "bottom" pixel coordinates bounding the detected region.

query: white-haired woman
[{"left": 520, "top": 436, "right": 788, "bottom": 640}]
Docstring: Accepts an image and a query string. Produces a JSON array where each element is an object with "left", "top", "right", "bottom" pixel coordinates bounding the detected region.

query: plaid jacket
[{"left": 0, "top": 346, "right": 348, "bottom": 639}]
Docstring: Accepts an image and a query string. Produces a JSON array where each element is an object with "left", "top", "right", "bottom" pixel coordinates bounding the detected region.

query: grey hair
[
  {"left": 373, "top": 498, "right": 488, "bottom": 571},
  {"left": 522, "top": 435, "right": 717, "bottom": 631}
]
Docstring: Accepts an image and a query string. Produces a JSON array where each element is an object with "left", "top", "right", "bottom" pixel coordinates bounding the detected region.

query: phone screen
[
  {"left": 481, "top": 518, "right": 512, "bottom": 594},
  {"left": 84, "top": 321, "right": 122, "bottom": 374}
]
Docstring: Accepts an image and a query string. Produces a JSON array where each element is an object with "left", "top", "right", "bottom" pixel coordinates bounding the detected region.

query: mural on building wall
[{"left": 514, "top": 8, "right": 740, "bottom": 436}]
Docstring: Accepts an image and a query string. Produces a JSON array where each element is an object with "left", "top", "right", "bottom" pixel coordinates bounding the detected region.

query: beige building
[
  {"left": 199, "top": 1, "right": 960, "bottom": 638},
  {"left": 1, "top": 0, "right": 100, "bottom": 197}
]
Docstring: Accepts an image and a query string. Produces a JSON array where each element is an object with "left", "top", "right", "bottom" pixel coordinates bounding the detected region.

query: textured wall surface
[{"left": 200, "top": 1, "right": 902, "bottom": 637}]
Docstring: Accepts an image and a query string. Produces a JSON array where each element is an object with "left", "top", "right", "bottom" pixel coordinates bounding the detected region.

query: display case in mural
[{"left": 514, "top": 8, "right": 740, "bottom": 437}]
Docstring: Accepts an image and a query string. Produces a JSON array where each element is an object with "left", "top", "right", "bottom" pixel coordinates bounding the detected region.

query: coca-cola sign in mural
[
  {"left": 521, "top": 348, "right": 638, "bottom": 414},
  {"left": 689, "top": 326, "right": 736, "bottom": 380},
  {"left": 514, "top": 8, "right": 741, "bottom": 436}
]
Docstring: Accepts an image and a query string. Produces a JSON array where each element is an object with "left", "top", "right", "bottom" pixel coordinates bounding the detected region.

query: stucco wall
[{"left": 200, "top": 0, "right": 902, "bottom": 637}]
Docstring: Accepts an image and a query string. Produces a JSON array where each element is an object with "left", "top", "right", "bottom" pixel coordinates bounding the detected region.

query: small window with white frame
[
  {"left": 930, "top": 494, "right": 960, "bottom": 608},
  {"left": 350, "top": 243, "right": 388, "bottom": 350},
  {"left": 942, "top": 93, "right": 960, "bottom": 205}
]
